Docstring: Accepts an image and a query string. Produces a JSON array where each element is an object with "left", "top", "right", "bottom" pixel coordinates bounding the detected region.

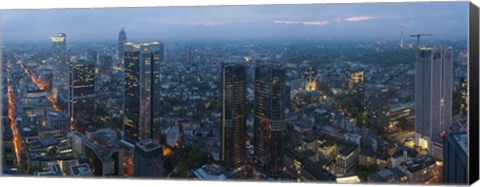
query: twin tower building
[{"left": 118, "top": 28, "right": 288, "bottom": 177}]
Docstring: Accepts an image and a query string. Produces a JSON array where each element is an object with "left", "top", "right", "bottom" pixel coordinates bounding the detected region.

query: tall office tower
[
  {"left": 69, "top": 59, "right": 96, "bottom": 130},
  {"left": 443, "top": 132, "right": 467, "bottom": 184},
  {"left": 117, "top": 28, "right": 127, "bottom": 64},
  {"left": 134, "top": 139, "right": 164, "bottom": 177},
  {"left": 122, "top": 41, "right": 165, "bottom": 145},
  {"left": 50, "top": 33, "right": 69, "bottom": 90},
  {"left": 221, "top": 63, "right": 247, "bottom": 169},
  {"left": 184, "top": 46, "right": 192, "bottom": 64},
  {"left": 253, "top": 63, "right": 287, "bottom": 177},
  {"left": 51, "top": 33, "right": 67, "bottom": 63},
  {"left": 414, "top": 47, "right": 453, "bottom": 160},
  {"left": 400, "top": 23, "right": 404, "bottom": 48},
  {"left": 368, "top": 87, "right": 389, "bottom": 129}
]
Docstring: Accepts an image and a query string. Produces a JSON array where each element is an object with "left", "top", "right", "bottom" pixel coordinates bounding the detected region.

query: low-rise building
[
  {"left": 33, "top": 164, "right": 63, "bottom": 176},
  {"left": 193, "top": 164, "right": 233, "bottom": 180},
  {"left": 335, "top": 145, "right": 359, "bottom": 176},
  {"left": 70, "top": 163, "right": 93, "bottom": 177},
  {"left": 283, "top": 147, "right": 335, "bottom": 182},
  {"left": 26, "top": 136, "right": 76, "bottom": 172},
  {"left": 399, "top": 156, "right": 437, "bottom": 183},
  {"left": 358, "top": 148, "right": 388, "bottom": 169},
  {"left": 368, "top": 167, "right": 408, "bottom": 183}
]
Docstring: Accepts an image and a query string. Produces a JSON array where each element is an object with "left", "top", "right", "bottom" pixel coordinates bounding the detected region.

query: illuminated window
[{"left": 419, "top": 138, "right": 429, "bottom": 149}]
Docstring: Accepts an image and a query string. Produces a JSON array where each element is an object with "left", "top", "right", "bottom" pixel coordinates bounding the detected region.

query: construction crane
[{"left": 410, "top": 34, "right": 433, "bottom": 49}]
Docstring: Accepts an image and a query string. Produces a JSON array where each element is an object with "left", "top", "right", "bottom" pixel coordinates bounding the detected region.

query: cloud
[
  {"left": 273, "top": 20, "right": 329, "bottom": 26},
  {"left": 342, "top": 16, "right": 376, "bottom": 22},
  {"left": 273, "top": 16, "right": 376, "bottom": 26}
]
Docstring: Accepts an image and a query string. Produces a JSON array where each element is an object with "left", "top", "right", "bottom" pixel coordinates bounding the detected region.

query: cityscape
[{"left": 0, "top": 2, "right": 470, "bottom": 185}]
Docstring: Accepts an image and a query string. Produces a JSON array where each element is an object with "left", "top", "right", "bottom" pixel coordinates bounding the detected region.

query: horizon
[{"left": 1, "top": 2, "right": 469, "bottom": 42}]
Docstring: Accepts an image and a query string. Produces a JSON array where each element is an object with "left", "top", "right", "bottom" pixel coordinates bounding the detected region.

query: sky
[{"left": 0, "top": 2, "right": 469, "bottom": 42}]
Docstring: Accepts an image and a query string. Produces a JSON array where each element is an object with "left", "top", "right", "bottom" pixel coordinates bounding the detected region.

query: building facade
[
  {"left": 133, "top": 139, "right": 164, "bottom": 177},
  {"left": 253, "top": 63, "right": 287, "bottom": 177},
  {"left": 117, "top": 28, "right": 127, "bottom": 64},
  {"left": 443, "top": 132, "right": 467, "bottom": 184},
  {"left": 414, "top": 47, "right": 453, "bottom": 160},
  {"left": 69, "top": 60, "right": 96, "bottom": 130},
  {"left": 122, "top": 41, "right": 165, "bottom": 145},
  {"left": 221, "top": 63, "right": 247, "bottom": 169},
  {"left": 50, "top": 33, "right": 69, "bottom": 92}
]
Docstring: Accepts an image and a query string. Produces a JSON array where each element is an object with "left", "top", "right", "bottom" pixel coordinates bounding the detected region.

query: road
[
  {"left": 15, "top": 55, "right": 60, "bottom": 111},
  {"left": 7, "top": 79, "right": 25, "bottom": 172}
]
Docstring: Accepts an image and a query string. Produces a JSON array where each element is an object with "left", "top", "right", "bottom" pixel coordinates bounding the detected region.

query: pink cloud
[{"left": 342, "top": 16, "right": 376, "bottom": 22}]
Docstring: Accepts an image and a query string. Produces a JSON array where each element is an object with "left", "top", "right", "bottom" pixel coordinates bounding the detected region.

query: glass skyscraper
[
  {"left": 118, "top": 28, "right": 127, "bottom": 64},
  {"left": 253, "top": 63, "right": 287, "bottom": 177},
  {"left": 221, "top": 63, "right": 247, "bottom": 169},
  {"left": 122, "top": 41, "right": 165, "bottom": 145}
]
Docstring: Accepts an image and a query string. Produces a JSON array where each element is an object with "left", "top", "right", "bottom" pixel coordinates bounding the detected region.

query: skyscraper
[
  {"left": 253, "top": 63, "right": 287, "bottom": 177},
  {"left": 122, "top": 41, "right": 165, "bottom": 145},
  {"left": 50, "top": 33, "right": 67, "bottom": 63},
  {"left": 134, "top": 139, "right": 164, "bottom": 177},
  {"left": 443, "top": 132, "right": 467, "bottom": 184},
  {"left": 68, "top": 59, "right": 96, "bottom": 131},
  {"left": 221, "top": 63, "right": 247, "bottom": 169},
  {"left": 50, "top": 33, "right": 69, "bottom": 91},
  {"left": 414, "top": 47, "right": 453, "bottom": 160},
  {"left": 184, "top": 46, "right": 192, "bottom": 64},
  {"left": 118, "top": 28, "right": 127, "bottom": 64},
  {"left": 368, "top": 87, "right": 389, "bottom": 129}
]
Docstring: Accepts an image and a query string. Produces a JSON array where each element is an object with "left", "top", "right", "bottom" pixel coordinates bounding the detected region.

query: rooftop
[
  {"left": 401, "top": 155, "right": 436, "bottom": 173},
  {"left": 368, "top": 167, "right": 407, "bottom": 182},
  {"left": 70, "top": 163, "right": 93, "bottom": 177},
  {"left": 193, "top": 164, "right": 232, "bottom": 180}
]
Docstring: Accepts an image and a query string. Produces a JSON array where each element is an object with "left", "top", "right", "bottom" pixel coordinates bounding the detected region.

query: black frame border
[{"left": 469, "top": 1, "right": 479, "bottom": 185}]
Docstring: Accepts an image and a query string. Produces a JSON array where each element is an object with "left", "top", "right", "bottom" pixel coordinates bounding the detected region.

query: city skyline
[
  {"left": 1, "top": 1, "right": 473, "bottom": 185},
  {"left": 1, "top": 2, "right": 469, "bottom": 42}
]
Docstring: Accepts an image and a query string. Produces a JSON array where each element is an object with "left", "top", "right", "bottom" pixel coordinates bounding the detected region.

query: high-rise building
[
  {"left": 118, "top": 28, "right": 127, "bottom": 63},
  {"left": 221, "top": 63, "right": 247, "bottom": 169},
  {"left": 69, "top": 60, "right": 96, "bottom": 130},
  {"left": 253, "top": 63, "right": 287, "bottom": 177},
  {"left": 50, "top": 33, "right": 69, "bottom": 91},
  {"left": 443, "top": 132, "right": 467, "bottom": 184},
  {"left": 414, "top": 47, "right": 453, "bottom": 160},
  {"left": 134, "top": 139, "right": 164, "bottom": 177},
  {"left": 185, "top": 46, "right": 192, "bottom": 64},
  {"left": 368, "top": 87, "right": 389, "bottom": 130},
  {"left": 50, "top": 33, "right": 67, "bottom": 63},
  {"left": 122, "top": 41, "right": 165, "bottom": 145}
]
